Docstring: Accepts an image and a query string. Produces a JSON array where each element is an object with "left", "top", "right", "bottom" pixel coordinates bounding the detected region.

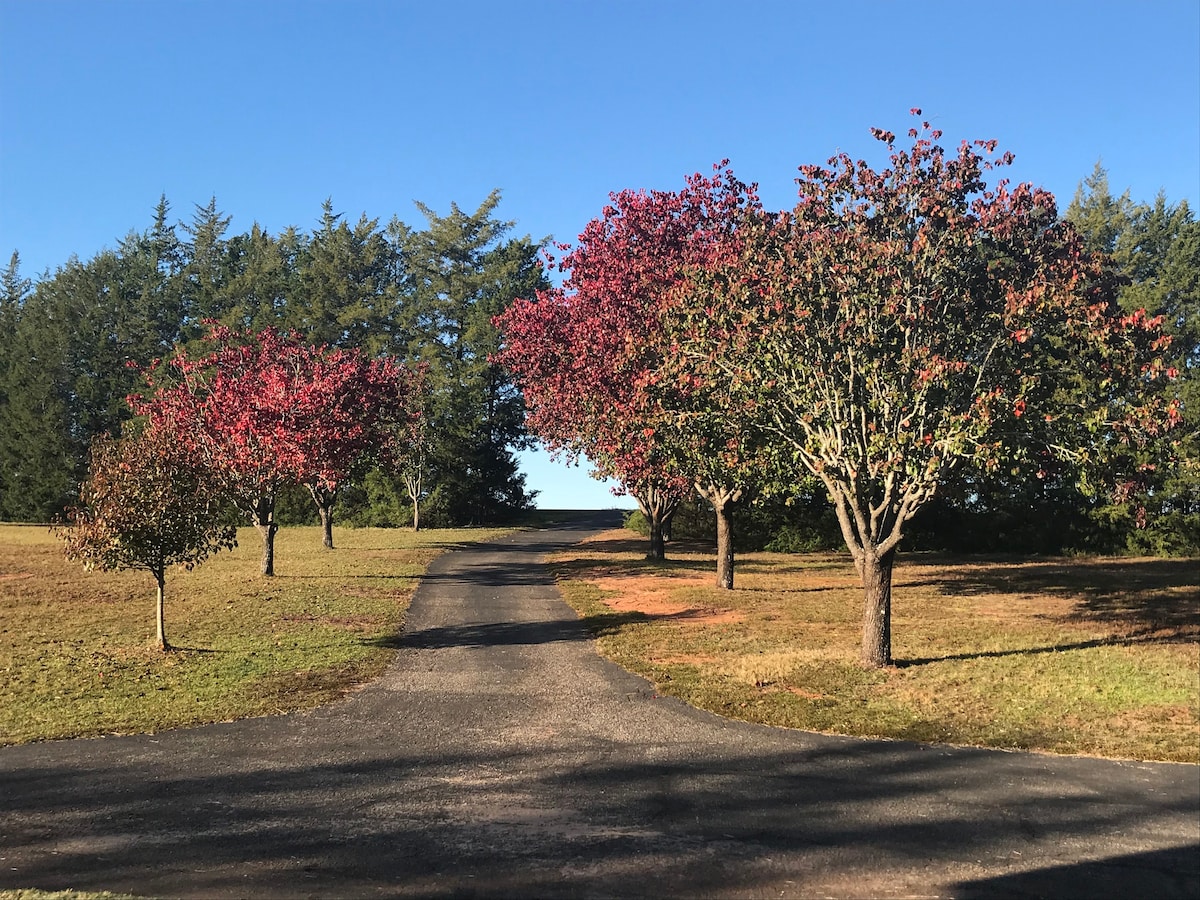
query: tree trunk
[
  {"left": 318, "top": 505, "right": 334, "bottom": 549},
  {"left": 154, "top": 569, "right": 170, "bottom": 652},
  {"left": 859, "top": 547, "right": 895, "bottom": 667},
  {"left": 661, "top": 507, "right": 676, "bottom": 543},
  {"left": 714, "top": 499, "right": 735, "bottom": 590},
  {"left": 646, "top": 511, "right": 668, "bottom": 561},
  {"left": 634, "top": 484, "right": 682, "bottom": 562},
  {"left": 306, "top": 484, "right": 337, "bottom": 549},
  {"left": 404, "top": 474, "right": 421, "bottom": 532},
  {"left": 697, "top": 484, "right": 743, "bottom": 590},
  {"left": 251, "top": 495, "right": 279, "bottom": 576}
]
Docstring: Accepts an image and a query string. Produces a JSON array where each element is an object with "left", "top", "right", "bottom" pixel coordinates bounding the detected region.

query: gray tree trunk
[{"left": 859, "top": 547, "right": 895, "bottom": 668}]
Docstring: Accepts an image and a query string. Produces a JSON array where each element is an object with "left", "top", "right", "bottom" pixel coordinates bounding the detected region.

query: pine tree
[
  {"left": 396, "top": 191, "right": 546, "bottom": 524},
  {"left": 292, "top": 200, "right": 398, "bottom": 353}
]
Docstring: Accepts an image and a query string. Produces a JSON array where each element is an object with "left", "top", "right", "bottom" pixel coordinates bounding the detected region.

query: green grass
[
  {"left": 551, "top": 529, "right": 1200, "bottom": 762},
  {"left": 0, "top": 523, "right": 512, "bottom": 745}
]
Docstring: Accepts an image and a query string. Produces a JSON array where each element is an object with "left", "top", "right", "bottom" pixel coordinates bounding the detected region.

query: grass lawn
[
  {"left": 0, "top": 523, "right": 512, "bottom": 745},
  {"left": 550, "top": 528, "right": 1200, "bottom": 762}
]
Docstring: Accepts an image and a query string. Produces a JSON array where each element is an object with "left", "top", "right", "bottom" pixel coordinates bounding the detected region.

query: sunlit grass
[
  {"left": 551, "top": 529, "right": 1200, "bottom": 762},
  {"left": 0, "top": 523, "right": 511, "bottom": 745}
]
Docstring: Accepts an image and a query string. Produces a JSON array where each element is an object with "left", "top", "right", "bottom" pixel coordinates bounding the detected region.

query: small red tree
[
  {"left": 667, "top": 113, "right": 1179, "bottom": 665},
  {"left": 496, "top": 166, "right": 762, "bottom": 575},
  {"left": 58, "top": 427, "right": 237, "bottom": 651},
  {"left": 289, "top": 352, "right": 417, "bottom": 549},
  {"left": 137, "top": 326, "right": 417, "bottom": 573}
]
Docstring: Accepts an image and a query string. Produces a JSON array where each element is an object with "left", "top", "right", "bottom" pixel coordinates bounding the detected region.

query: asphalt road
[{"left": 1, "top": 511, "right": 1197, "bottom": 898}]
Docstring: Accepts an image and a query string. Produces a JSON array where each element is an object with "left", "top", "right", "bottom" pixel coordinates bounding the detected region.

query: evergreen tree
[
  {"left": 293, "top": 201, "right": 398, "bottom": 353},
  {"left": 179, "top": 196, "right": 234, "bottom": 332},
  {"left": 1066, "top": 166, "right": 1198, "bottom": 553},
  {"left": 219, "top": 224, "right": 303, "bottom": 334},
  {"left": 0, "top": 204, "right": 187, "bottom": 521},
  {"left": 396, "top": 191, "right": 546, "bottom": 524}
]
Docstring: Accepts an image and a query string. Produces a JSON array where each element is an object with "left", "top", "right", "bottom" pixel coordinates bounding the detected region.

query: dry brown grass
[{"left": 551, "top": 528, "right": 1200, "bottom": 762}]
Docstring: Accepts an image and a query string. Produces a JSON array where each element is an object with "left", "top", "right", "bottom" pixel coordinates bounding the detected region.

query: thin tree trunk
[
  {"left": 154, "top": 568, "right": 170, "bottom": 652},
  {"left": 404, "top": 473, "right": 421, "bottom": 532},
  {"left": 318, "top": 505, "right": 334, "bottom": 549},
  {"left": 697, "top": 484, "right": 743, "bottom": 590},
  {"left": 859, "top": 547, "right": 895, "bottom": 667},
  {"left": 250, "top": 494, "right": 279, "bottom": 576},
  {"left": 255, "top": 521, "right": 278, "bottom": 576},
  {"left": 306, "top": 484, "right": 337, "bottom": 549}
]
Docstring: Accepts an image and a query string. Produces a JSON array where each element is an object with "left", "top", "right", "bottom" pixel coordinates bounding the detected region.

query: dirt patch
[
  {"left": 0, "top": 573, "right": 35, "bottom": 581},
  {"left": 591, "top": 574, "right": 744, "bottom": 625}
]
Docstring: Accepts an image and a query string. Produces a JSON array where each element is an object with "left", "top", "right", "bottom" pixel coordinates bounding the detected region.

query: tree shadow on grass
[
  {"left": 898, "top": 556, "right": 1199, "bottom": 634},
  {"left": 896, "top": 625, "right": 1196, "bottom": 668}
]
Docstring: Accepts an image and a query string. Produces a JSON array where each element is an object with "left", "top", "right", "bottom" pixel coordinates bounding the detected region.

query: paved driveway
[{"left": 1, "top": 512, "right": 1197, "bottom": 898}]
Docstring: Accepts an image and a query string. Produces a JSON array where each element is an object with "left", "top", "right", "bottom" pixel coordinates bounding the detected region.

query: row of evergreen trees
[{"left": 0, "top": 192, "right": 547, "bottom": 526}]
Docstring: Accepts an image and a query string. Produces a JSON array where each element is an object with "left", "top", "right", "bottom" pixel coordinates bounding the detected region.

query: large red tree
[
  {"left": 496, "top": 166, "right": 762, "bottom": 575},
  {"left": 136, "top": 325, "right": 417, "bottom": 573},
  {"left": 666, "top": 114, "right": 1179, "bottom": 665}
]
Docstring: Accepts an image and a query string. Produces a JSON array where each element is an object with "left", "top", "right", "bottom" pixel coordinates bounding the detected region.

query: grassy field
[
  {"left": 0, "top": 523, "right": 511, "bottom": 745},
  {"left": 550, "top": 529, "right": 1200, "bottom": 762}
]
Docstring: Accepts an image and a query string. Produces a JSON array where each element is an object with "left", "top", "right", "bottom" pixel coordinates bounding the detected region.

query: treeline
[{"left": 0, "top": 192, "right": 547, "bottom": 527}]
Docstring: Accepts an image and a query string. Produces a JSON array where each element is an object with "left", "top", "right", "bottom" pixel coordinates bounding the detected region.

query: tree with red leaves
[
  {"left": 136, "top": 325, "right": 417, "bottom": 574},
  {"left": 496, "top": 166, "right": 762, "bottom": 572},
  {"left": 666, "top": 113, "right": 1179, "bottom": 666}
]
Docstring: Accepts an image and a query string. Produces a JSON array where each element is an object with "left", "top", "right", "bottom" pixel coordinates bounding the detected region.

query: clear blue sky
[{"left": 2, "top": 0, "right": 1197, "bottom": 508}]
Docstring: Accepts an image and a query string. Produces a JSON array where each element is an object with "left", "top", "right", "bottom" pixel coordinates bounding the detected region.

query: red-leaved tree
[
  {"left": 136, "top": 325, "right": 418, "bottom": 573},
  {"left": 665, "top": 113, "right": 1179, "bottom": 665},
  {"left": 496, "top": 166, "right": 763, "bottom": 576}
]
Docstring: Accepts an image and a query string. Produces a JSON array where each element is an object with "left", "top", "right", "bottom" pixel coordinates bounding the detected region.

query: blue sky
[{"left": 2, "top": 0, "right": 1197, "bottom": 508}]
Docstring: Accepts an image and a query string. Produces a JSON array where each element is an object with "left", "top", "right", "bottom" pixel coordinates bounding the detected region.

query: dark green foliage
[
  {"left": 0, "top": 209, "right": 185, "bottom": 522},
  {"left": 1064, "top": 165, "right": 1199, "bottom": 556},
  {"left": 391, "top": 191, "right": 546, "bottom": 525},
  {"left": 0, "top": 192, "right": 540, "bottom": 528},
  {"left": 624, "top": 493, "right": 842, "bottom": 553}
]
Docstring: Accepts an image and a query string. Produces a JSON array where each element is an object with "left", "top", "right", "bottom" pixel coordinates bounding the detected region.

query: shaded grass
[
  {"left": 551, "top": 529, "right": 1200, "bottom": 762},
  {"left": 0, "top": 523, "right": 512, "bottom": 745},
  {"left": 0, "top": 892, "right": 141, "bottom": 900}
]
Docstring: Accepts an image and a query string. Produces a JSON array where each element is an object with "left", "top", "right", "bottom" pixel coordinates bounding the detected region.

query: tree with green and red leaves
[
  {"left": 135, "top": 325, "right": 418, "bottom": 573},
  {"left": 664, "top": 112, "right": 1179, "bottom": 666},
  {"left": 495, "top": 166, "right": 764, "bottom": 575},
  {"left": 58, "top": 425, "right": 238, "bottom": 651}
]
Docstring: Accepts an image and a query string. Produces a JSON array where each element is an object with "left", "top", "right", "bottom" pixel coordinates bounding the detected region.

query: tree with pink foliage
[
  {"left": 496, "top": 166, "right": 762, "bottom": 574},
  {"left": 136, "top": 325, "right": 418, "bottom": 574}
]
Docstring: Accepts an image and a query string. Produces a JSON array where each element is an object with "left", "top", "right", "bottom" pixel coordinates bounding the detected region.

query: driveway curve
[{"left": 1, "top": 511, "right": 1197, "bottom": 898}]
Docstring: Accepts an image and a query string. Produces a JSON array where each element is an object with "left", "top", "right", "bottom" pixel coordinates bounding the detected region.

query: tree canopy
[{"left": 0, "top": 193, "right": 539, "bottom": 528}]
